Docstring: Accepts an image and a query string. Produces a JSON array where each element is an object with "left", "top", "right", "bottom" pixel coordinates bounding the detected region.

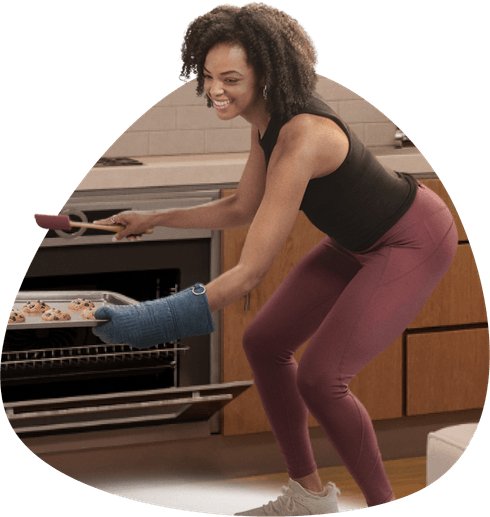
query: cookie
[
  {"left": 9, "top": 310, "right": 26, "bottom": 323},
  {"left": 81, "top": 307, "right": 98, "bottom": 320},
  {"left": 68, "top": 298, "right": 95, "bottom": 311},
  {"left": 41, "top": 308, "right": 71, "bottom": 321},
  {"left": 21, "top": 300, "right": 51, "bottom": 314}
]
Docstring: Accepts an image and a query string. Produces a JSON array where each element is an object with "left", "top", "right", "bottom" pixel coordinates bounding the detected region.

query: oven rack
[{"left": 1, "top": 342, "right": 188, "bottom": 371}]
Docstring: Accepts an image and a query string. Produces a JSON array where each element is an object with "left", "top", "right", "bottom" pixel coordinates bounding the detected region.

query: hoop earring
[{"left": 262, "top": 85, "right": 268, "bottom": 100}]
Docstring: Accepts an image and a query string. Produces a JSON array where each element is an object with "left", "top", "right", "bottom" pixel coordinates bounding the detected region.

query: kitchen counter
[{"left": 76, "top": 147, "right": 436, "bottom": 192}]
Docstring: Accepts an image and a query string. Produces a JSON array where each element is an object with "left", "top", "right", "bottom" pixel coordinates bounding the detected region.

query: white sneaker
[{"left": 235, "top": 479, "right": 341, "bottom": 515}]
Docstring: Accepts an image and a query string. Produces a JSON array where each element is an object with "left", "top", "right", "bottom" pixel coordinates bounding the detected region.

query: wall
[{"left": 104, "top": 75, "right": 397, "bottom": 157}]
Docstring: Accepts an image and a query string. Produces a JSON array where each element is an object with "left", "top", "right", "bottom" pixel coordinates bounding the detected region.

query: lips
[{"left": 213, "top": 99, "right": 232, "bottom": 110}]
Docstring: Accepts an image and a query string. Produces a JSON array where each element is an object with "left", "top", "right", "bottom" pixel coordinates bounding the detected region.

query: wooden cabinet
[
  {"left": 412, "top": 179, "right": 486, "bottom": 327},
  {"left": 220, "top": 179, "right": 488, "bottom": 435},
  {"left": 408, "top": 244, "right": 486, "bottom": 328},
  {"left": 406, "top": 328, "right": 489, "bottom": 415}
]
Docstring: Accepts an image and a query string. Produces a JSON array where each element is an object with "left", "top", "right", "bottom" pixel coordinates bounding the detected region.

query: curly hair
[{"left": 180, "top": 3, "right": 318, "bottom": 120}]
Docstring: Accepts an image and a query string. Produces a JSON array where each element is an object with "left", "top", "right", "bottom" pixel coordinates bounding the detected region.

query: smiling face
[{"left": 203, "top": 42, "right": 267, "bottom": 126}]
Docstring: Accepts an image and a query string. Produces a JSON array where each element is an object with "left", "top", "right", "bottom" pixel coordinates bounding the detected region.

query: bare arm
[
  {"left": 151, "top": 128, "right": 267, "bottom": 230},
  {"left": 205, "top": 115, "right": 348, "bottom": 312},
  {"left": 148, "top": 195, "right": 243, "bottom": 231},
  {"left": 96, "top": 128, "right": 267, "bottom": 240}
]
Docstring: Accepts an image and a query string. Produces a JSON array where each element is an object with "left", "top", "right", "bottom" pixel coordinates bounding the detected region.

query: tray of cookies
[{"left": 7, "top": 290, "right": 139, "bottom": 330}]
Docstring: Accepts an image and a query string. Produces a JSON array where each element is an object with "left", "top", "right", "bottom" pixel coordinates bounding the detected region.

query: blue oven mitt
[{"left": 92, "top": 283, "right": 215, "bottom": 348}]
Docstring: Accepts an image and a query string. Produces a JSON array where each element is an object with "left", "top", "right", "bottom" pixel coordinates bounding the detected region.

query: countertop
[{"left": 76, "top": 147, "right": 436, "bottom": 192}]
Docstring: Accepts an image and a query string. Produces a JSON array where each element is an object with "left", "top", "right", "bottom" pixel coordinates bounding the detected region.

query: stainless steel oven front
[{"left": 1, "top": 186, "right": 252, "bottom": 448}]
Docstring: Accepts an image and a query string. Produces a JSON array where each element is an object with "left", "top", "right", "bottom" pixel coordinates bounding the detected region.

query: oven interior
[{"left": 2, "top": 238, "right": 212, "bottom": 407}]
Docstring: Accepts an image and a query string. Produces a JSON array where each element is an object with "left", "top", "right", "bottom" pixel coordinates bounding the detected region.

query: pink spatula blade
[{"left": 35, "top": 214, "right": 72, "bottom": 231}]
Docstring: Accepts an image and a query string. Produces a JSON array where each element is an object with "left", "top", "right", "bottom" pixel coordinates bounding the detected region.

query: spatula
[{"left": 35, "top": 214, "right": 153, "bottom": 234}]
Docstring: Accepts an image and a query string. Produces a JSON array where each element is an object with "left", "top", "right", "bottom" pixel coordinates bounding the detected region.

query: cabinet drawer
[
  {"left": 409, "top": 243, "right": 487, "bottom": 328},
  {"left": 406, "top": 328, "right": 489, "bottom": 415},
  {"left": 418, "top": 179, "right": 467, "bottom": 241}
]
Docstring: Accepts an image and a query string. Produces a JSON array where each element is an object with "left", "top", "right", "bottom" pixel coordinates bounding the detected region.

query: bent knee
[
  {"left": 242, "top": 319, "right": 297, "bottom": 366},
  {"left": 242, "top": 322, "right": 262, "bottom": 360},
  {"left": 242, "top": 319, "right": 278, "bottom": 362},
  {"left": 296, "top": 365, "right": 347, "bottom": 402}
]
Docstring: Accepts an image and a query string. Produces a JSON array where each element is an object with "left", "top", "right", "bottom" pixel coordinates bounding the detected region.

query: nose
[{"left": 209, "top": 79, "right": 225, "bottom": 97}]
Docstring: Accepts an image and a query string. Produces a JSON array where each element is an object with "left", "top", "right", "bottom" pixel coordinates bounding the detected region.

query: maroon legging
[{"left": 242, "top": 184, "right": 458, "bottom": 506}]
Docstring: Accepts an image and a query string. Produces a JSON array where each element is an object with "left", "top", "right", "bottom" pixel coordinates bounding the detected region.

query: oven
[{"left": 1, "top": 183, "right": 252, "bottom": 449}]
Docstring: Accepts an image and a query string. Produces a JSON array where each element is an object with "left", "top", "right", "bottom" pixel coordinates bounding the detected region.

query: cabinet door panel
[
  {"left": 406, "top": 328, "right": 489, "bottom": 415},
  {"left": 220, "top": 191, "right": 259, "bottom": 434},
  {"left": 409, "top": 244, "right": 487, "bottom": 328}
]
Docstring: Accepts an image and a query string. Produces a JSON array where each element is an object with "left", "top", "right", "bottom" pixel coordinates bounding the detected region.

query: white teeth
[{"left": 214, "top": 100, "right": 231, "bottom": 106}]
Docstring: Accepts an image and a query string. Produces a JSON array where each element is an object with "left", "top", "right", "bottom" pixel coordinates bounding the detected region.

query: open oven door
[
  {"left": 3, "top": 291, "right": 253, "bottom": 436},
  {"left": 4, "top": 381, "right": 253, "bottom": 435}
]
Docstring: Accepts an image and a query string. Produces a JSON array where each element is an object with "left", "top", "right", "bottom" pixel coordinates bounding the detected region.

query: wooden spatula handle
[{"left": 69, "top": 221, "right": 153, "bottom": 234}]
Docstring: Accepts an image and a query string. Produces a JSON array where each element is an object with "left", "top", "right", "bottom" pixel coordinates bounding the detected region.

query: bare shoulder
[
  {"left": 281, "top": 113, "right": 348, "bottom": 148},
  {"left": 274, "top": 113, "right": 349, "bottom": 178}
]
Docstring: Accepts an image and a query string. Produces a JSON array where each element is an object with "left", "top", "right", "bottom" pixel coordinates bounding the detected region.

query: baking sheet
[{"left": 8, "top": 290, "right": 139, "bottom": 330}]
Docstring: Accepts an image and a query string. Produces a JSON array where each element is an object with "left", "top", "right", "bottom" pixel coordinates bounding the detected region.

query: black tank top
[{"left": 258, "top": 95, "right": 417, "bottom": 252}]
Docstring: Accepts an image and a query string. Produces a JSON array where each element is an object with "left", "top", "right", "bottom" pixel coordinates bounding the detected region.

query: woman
[{"left": 93, "top": 4, "right": 457, "bottom": 514}]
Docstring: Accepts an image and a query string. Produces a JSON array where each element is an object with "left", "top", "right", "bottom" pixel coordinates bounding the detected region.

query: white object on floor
[{"left": 426, "top": 423, "right": 478, "bottom": 485}]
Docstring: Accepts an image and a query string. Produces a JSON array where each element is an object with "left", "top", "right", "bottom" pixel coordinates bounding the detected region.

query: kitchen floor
[
  {"left": 125, "top": 457, "right": 424, "bottom": 514},
  {"left": 36, "top": 433, "right": 426, "bottom": 515}
]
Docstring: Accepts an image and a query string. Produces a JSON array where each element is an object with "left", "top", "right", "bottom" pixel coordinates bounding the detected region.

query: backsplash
[{"left": 104, "top": 75, "right": 397, "bottom": 157}]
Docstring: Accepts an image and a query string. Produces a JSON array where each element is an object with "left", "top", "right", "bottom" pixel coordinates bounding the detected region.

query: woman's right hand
[{"left": 94, "top": 210, "right": 155, "bottom": 241}]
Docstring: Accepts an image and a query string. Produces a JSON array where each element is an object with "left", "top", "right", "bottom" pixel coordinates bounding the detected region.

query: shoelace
[{"left": 262, "top": 485, "right": 298, "bottom": 516}]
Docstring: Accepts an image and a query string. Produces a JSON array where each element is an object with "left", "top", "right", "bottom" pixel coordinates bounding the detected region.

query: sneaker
[{"left": 235, "top": 479, "right": 341, "bottom": 515}]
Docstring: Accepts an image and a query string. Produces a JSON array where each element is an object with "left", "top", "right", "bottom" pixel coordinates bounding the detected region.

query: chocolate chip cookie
[
  {"left": 21, "top": 300, "right": 51, "bottom": 314},
  {"left": 9, "top": 310, "right": 26, "bottom": 323},
  {"left": 68, "top": 298, "right": 96, "bottom": 311},
  {"left": 41, "top": 308, "right": 72, "bottom": 321}
]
